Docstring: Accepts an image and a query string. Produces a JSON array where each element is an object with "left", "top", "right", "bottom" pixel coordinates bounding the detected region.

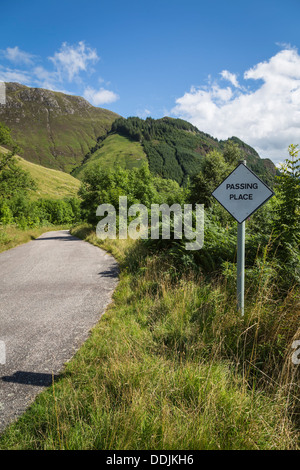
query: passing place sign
[{"left": 212, "top": 163, "right": 274, "bottom": 223}]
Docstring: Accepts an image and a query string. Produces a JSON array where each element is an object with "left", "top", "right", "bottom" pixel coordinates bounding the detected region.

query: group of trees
[
  {"left": 0, "top": 196, "right": 81, "bottom": 228},
  {"left": 108, "top": 117, "right": 222, "bottom": 185},
  {"left": 102, "top": 116, "right": 276, "bottom": 187},
  {"left": 79, "top": 164, "right": 186, "bottom": 225},
  {"left": 111, "top": 116, "right": 202, "bottom": 142},
  {"left": 0, "top": 122, "right": 81, "bottom": 228}
]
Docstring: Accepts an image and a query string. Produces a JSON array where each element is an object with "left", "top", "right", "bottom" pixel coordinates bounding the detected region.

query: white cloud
[
  {"left": 0, "top": 66, "right": 32, "bottom": 84},
  {"left": 172, "top": 48, "right": 300, "bottom": 164},
  {"left": 220, "top": 70, "right": 240, "bottom": 88},
  {"left": 137, "top": 108, "right": 151, "bottom": 118},
  {"left": 1, "top": 46, "right": 36, "bottom": 65},
  {"left": 83, "top": 86, "right": 119, "bottom": 105},
  {"left": 49, "top": 41, "right": 99, "bottom": 82},
  {"left": 0, "top": 42, "right": 100, "bottom": 87},
  {"left": 0, "top": 42, "right": 119, "bottom": 104},
  {"left": 33, "top": 66, "right": 60, "bottom": 89}
]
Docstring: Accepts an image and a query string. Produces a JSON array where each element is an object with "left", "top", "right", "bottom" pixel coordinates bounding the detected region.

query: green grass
[
  {"left": 0, "top": 146, "right": 81, "bottom": 199},
  {"left": 0, "top": 224, "right": 298, "bottom": 450},
  {"left": 0, "top": 224, "right": 71, "bottom": 253},
  {"left": 73, "top": 134, "right": 148, "bottom": 179},
  {"left": 16, "top": 156, "right": 81, "bottom": 199}
]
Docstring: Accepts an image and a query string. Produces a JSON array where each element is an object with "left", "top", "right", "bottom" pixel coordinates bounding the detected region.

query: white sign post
[{"left": 212, "top": 160, "right": 274, "bottom": 316}]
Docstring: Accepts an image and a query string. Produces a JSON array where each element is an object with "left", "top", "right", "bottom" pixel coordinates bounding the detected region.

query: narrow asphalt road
[{"left": 0, "top": 230, "right": 119, "bottom": 432}]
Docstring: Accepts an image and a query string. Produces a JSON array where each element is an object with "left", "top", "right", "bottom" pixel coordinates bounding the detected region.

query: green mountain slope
[
  {"left": 78, "top": 116, "right": 277, "bottom": 185},
  {"left": 0, "top": 83, "right": 119, "bottom": 173},
  {"left": 72, "top": 134, "right": 148, "bottom": 179},
  {"left": 0, "top": 145, "right": 80, "bottom": 199},
  {"left": 17, "top": 156, "right": 81, "bottom": 199}
]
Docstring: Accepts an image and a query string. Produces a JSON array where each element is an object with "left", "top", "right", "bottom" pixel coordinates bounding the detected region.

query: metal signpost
[{"left": 212, "top": 160, "right": 274, "bottom": 316}]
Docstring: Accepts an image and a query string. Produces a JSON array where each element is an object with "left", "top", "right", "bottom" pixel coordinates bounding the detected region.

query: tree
[
  {"left": 79, "top": 165, "right": 159, "bottom": 224},
  {"left": 189, "top": 150, "right": 229, "bottom": 207},
  {"left": 0, "top": 121, "right": 21, "bottom": 160},
  {"left": 273, "top": 144, "right": 300, "bottom": 245},
  {"left": 0, "top": 123, "right": 36, "bottom": 200},
  {"left": 223, "top": 140, "right": 241, "bottom": 166},
  {"left": 0, "top": 200, "right": 13, "bottom": 225}
]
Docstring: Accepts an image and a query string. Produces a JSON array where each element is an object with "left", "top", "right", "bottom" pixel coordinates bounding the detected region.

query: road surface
[{"left": 0, "top": 230, "right": 119, "bottom": 431}]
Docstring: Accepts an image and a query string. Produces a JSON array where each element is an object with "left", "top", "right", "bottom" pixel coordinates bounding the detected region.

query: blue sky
[{"left": 1, "top": 0, "right": 300, "bottom": 164}]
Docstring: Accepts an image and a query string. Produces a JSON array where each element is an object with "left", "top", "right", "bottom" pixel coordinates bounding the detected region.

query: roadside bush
[
  {"left": 0, "top": 201, "right": 13, "bottom": 225},
  {"left": 0, "top": 196, "right": 82, "bottom": 229}
]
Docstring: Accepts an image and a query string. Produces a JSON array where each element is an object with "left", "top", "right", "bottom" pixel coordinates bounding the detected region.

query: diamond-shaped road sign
[{"left": 212, "top": 163, "right": 274, "bottom": 223}]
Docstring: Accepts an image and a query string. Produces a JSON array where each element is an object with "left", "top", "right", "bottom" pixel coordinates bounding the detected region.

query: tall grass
[{"left": 0, "top": 224, "right": 298, "bottom": 449}]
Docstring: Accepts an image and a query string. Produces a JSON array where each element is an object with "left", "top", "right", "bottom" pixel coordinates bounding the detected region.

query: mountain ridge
[
  {"left": 0, "top": 83, "right": 277, "bottom": 185},
  {"left": 0, "top": 82, "right": 119, "bottom": 172},
  {"left": 81, "top": 116, "right": 276, "bottom": 186}
]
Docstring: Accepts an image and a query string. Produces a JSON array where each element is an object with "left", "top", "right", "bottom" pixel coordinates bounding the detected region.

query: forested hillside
[{"left": 77, "top": 116, "right": 277, "bottom": 185}]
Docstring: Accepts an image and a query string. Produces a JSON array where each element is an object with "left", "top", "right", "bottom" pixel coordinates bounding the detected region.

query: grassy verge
[
  {"left": 0, "top": 224, "right": 71, "bottom": 253},
  {"left": 0, "top": 223, "right": 298, "bottom": 449}
]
